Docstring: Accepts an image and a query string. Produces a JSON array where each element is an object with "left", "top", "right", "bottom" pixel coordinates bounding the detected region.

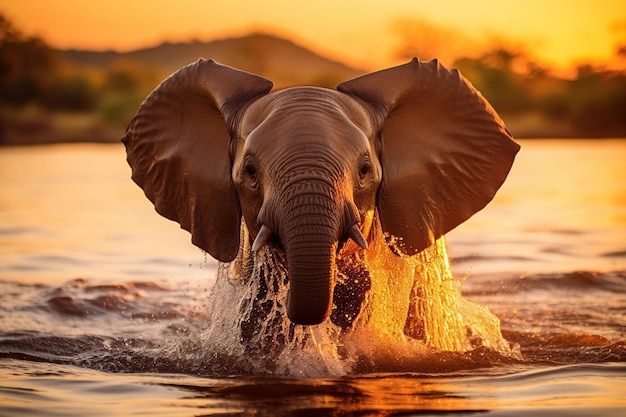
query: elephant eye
[
  {"left": 243, "top": 159, "right": 258, "bottom": 183},
  {"left": 358, "top": 157, "right": 372, "bottom": 181}
]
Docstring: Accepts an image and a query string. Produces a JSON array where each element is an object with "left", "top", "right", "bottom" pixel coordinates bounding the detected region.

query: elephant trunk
[
  {"left": 254, "top": 202, "right": 368, "bottom": 325},
  {"left": 252, "top": 166, "right": 369, "bottom": 325},
  {"left": 277, "top": 175, "right": 351, "bottom": 325},
  {"left": 283, "top": 227, "right": 337, "bottom": 325}
]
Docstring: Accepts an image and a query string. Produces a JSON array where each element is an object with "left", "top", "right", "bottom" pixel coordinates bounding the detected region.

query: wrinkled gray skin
[{"left": 123, "top": 58, "right": 519, "bottom": 325}]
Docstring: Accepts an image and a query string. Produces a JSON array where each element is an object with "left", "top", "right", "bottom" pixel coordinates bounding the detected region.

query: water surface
[{"left": 1, "top": 140, "right": 625, "bottom": 415}]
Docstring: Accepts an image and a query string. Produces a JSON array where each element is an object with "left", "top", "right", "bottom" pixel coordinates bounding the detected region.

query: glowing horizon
[{"left": 2, "top": 0, "right": 625, "bottom": 73}]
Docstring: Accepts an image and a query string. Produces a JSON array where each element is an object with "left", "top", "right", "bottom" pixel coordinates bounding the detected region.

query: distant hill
[{"left": 60, "top": 33, "right": 364, "bottom": 88}]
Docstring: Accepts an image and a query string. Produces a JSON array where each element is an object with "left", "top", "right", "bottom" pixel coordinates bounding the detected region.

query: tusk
[
  {"left": 348, "top": 224, "right": 368, "bottom": 250},
  {"left": 251, "top": 224, "right": 273, "bottom": 252}
]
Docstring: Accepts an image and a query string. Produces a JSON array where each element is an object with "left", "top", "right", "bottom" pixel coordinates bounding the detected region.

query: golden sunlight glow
[{"left": 3, "top": 1, "right": 626, "bottom": 72}]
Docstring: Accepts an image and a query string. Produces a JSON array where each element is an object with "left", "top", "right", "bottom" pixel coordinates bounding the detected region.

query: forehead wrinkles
[
  {"left": 234, "top": 87, "right": 374, "bottom": 168},
  {"left": 241, "top": 87, "right": 370, "bottom": 136},
  {"left": 273, "top": 87, "right": 346, "bottom": 114}
]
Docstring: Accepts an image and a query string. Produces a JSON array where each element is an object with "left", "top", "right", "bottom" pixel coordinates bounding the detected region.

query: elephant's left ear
[
  {"left": 123, "top": 59, "right": 273, "bottom": 261},
  {"left": 338, "top": 58, "right": 520, "bottom": 255}
]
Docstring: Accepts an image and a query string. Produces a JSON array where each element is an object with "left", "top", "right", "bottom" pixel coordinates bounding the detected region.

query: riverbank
[
  {"left": 0, "top": 107, "right": 620, "bottom": 146},
  {"left": 0, "top": 107, "right": 123, "bottom": 146}
]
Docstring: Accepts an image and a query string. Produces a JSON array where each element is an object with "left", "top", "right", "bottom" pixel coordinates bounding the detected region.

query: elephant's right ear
[
  {"left": 122, "top": 59, "right": 273, "bottom": 261},
  {"left": 338, "top": 58, "right": 519, "bottom": 255}
]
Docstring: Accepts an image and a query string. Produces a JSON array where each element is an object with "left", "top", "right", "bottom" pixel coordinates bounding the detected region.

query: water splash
[{"left": 202, "top": 218, "right": 520, "bottom": 376}]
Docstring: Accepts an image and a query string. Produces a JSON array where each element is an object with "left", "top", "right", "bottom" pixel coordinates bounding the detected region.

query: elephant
[{"left": 122, "top": 57, "right": 519, "bottom": 329}]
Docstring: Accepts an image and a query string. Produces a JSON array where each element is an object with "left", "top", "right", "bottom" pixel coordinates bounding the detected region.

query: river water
[{"left": 1, "top": 139, "right": 625, "bottom": 416}]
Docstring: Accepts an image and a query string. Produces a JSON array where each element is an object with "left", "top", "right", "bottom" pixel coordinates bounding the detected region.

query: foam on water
[{"left": 201, "top": 218, "right": 520, "bottom": 377}]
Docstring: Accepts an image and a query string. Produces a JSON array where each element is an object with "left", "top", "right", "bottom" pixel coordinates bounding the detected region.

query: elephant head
[{"left": 122, "top": 58, "right": 519, "bottom": 325}]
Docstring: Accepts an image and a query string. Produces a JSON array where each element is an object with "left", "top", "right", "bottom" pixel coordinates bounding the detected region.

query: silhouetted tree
[
  {"left": 568, "top": 66, "right": 626, "bottom": 135},
  {"left": 454, "top": 49, "right": 534, "bottom": 114},
  {"left": 42, "top": 75, "right": 98, "bottom": 111},
  {"left": 0, "top": 14, "right": 60, "bottom": 105},
  {"left": 391, "top": 18, "right": 466, "bottom": 66}
]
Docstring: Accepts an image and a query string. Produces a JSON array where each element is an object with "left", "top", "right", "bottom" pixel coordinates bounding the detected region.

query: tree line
[
  {"left": 1, "top": 13, "right": 625, "bottom": 142},
  {"left": 0, "top": 15, "right": 161, "bottom": 125},
  {"left": 452, "top": 49, "right": 626, "bottom": 137}
]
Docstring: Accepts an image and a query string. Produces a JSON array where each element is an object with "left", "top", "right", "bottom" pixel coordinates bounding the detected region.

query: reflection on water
[
  {"left": 1, "top": 139, "right": 625, "bottom": 415},
  {"left": 447, "top": 139, "right": 626, "bottom": 275},
  {"left": 0, "top": 143, "right": 210, "bottom": 282},
  {"left": 2, "top": 360, "right": 625, "bottom": 416}
]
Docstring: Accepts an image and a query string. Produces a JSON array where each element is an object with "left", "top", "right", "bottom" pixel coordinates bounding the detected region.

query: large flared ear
[
  {"left": 338, "top": 58, "right": 520, "bottom": 255},
  {"left": 122, "top": 59, "right": 273, "bottom": 261}
]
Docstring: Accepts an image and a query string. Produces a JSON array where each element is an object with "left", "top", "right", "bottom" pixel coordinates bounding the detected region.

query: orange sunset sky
[{"left": 3, "top": 0, "right": 626, "bottom": 73}]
